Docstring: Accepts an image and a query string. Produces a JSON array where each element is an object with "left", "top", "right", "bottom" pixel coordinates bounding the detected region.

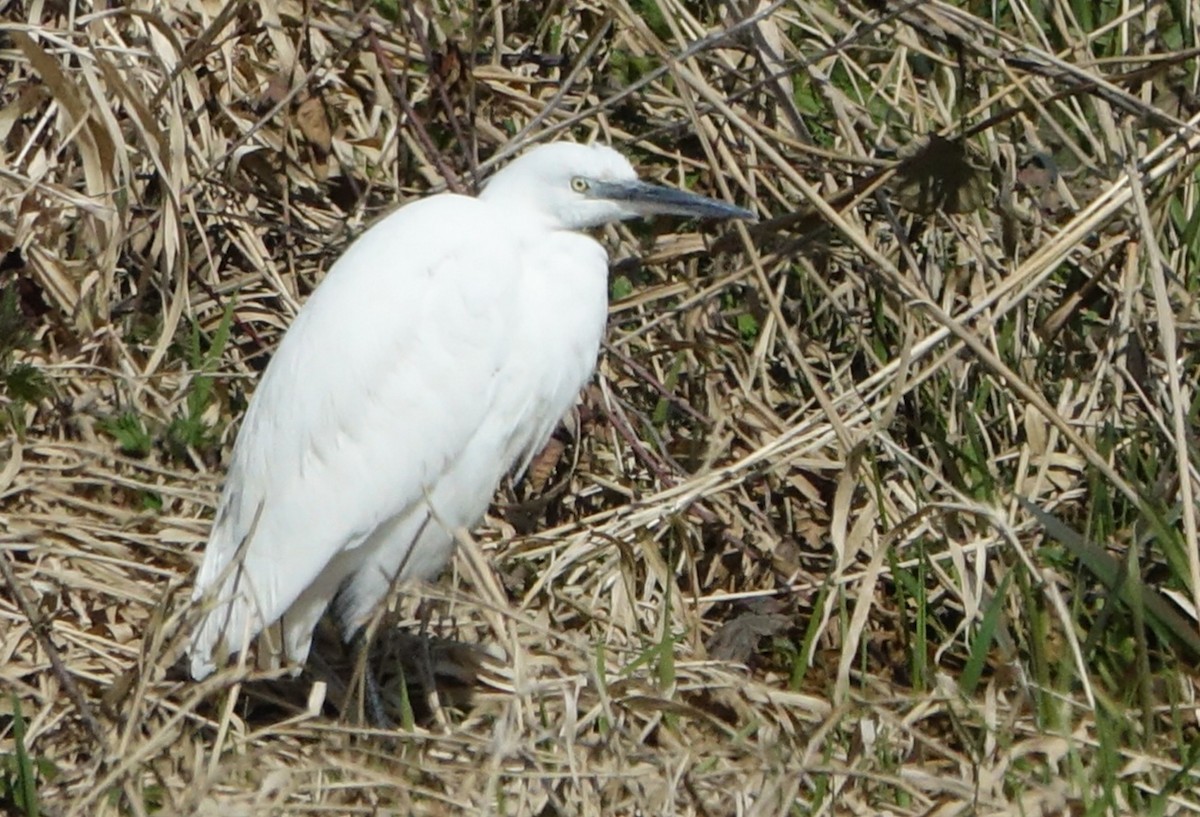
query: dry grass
[{"left": 2, "top": 0, "right": 1200, "bottom": 814}]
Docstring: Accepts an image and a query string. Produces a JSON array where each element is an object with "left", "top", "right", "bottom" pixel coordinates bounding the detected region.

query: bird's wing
[{"left": 188, "top": 194, "right": 527, "bottom": 678}]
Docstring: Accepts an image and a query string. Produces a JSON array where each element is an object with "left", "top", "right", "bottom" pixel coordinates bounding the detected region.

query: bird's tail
[{"left": 187, "top": 563, "right": 275, "bottom": 679}]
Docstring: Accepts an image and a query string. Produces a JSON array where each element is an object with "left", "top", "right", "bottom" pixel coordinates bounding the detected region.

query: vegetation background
[{"left": 2, "top": 0, "right": 1200, "bottom": 814}]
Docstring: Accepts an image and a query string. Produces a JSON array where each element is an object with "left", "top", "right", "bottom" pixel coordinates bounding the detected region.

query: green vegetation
[
  {"left": 0, "top": 696, "right": 54, "bottom": 817},
  {"left": 0, "top": 287, "right": 50, "bottom": 436},
  {"left": 99, "top": 306, "right": 233, "bottom": 463}
]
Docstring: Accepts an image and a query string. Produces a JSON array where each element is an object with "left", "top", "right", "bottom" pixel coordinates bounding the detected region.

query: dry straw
[{"left": 2, "top": 0, "right": 1199, "bottom": 814}]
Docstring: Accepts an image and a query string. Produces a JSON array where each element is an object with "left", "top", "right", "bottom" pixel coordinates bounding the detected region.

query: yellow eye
[{"left": 570, "top": 177, "right": 589, "bottom": 193}]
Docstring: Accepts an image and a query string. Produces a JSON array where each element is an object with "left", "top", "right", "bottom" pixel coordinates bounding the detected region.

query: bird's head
[{"left": 478, "top": 142, "right": 754, "bottom": 231}]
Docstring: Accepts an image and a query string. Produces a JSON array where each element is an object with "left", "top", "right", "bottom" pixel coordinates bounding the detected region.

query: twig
[
  {"left": 0, "top": 546, "right": 108, "bottom": 746},
  {"left": 366, "top": 29, "right": 466, "bottom": 194}
]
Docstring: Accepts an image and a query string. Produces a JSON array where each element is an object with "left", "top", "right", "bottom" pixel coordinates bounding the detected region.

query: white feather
[{"left": 186, "top": 142, "right": 751, "bottom": 679}]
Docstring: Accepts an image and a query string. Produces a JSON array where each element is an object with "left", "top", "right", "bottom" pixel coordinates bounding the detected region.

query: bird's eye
[{"left": 570, "top": 177, "right": 589, "bottom": 193}]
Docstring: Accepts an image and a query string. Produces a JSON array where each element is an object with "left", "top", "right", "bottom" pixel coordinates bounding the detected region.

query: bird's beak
[{"left": 591, "top": 179, "right": 756, "bottom": 222}]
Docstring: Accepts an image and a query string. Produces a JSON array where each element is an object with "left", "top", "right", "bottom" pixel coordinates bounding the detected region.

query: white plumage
[{"left": 187, "top": 141, "right": 752, "bottom": 681}]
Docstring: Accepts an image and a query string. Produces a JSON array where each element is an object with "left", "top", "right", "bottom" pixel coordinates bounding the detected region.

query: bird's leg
[
  {"left": 350, "top": 630, "right": 395, "bottom": 729},
  {"left": 415, "top": 599, "right": 447, "bottom": 729},
  {"left": 363, "top": 665, "right": 394, "bottom": 730}
]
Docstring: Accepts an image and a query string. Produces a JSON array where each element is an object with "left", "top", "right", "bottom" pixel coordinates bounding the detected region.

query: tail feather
[{"left": 188, "top": 569, "right": 271, "bottom": 679}]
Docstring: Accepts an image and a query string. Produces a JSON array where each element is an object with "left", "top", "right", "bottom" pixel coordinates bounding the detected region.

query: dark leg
[{"left": 351, "top": 630, "right": 395, "bottom": 729}]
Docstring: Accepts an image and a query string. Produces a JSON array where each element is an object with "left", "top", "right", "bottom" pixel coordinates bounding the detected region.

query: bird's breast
[{"left": 490, "top": 230, "right": 610, "bottom": 467}]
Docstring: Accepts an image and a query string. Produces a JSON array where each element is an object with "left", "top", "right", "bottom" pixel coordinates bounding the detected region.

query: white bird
[{"left": 187, "top": 141, "right": 752, "bottom": 687}]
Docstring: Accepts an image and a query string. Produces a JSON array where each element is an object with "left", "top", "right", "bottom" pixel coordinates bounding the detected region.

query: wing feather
[{"left": 188, "top": 194, "right": 525, "bottom": 678}]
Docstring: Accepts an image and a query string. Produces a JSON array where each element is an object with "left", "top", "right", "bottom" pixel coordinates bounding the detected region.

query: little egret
[{"left": 187, "top": 141, "right": 753, "bottom": 686}]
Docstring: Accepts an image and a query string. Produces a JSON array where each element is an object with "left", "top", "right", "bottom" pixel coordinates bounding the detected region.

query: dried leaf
[
  {"left": 706, "top": 612, "right": 789, "bottom": 662},
  {"left": 525, "top": 436, "right": 566, "bottom": 493},
  {"left": 295, "top": 94, "right": 333, "bottom": 157}
]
